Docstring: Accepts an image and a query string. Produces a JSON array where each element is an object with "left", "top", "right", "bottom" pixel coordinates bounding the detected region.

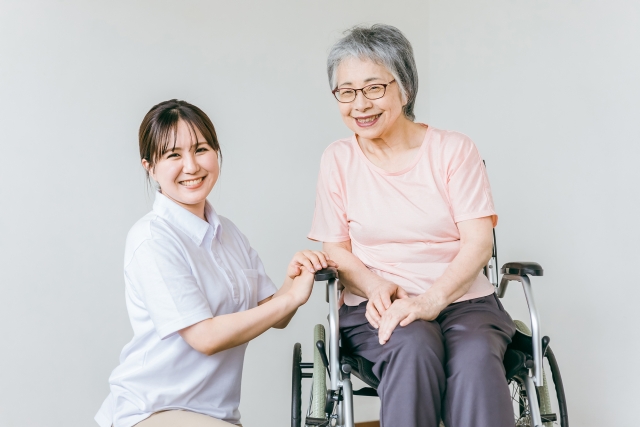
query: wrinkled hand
[
  {"left": 365, "top": 282, "right": 409, "bottom": 329},
  {"left": 377, "top": 295, "right": 445, "bottom": 345},
  {"left": 287, "top": 250, "right": 337, "bottom": 280}
]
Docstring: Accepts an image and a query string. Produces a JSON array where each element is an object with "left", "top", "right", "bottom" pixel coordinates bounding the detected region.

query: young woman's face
[
  {"left": 144, "top": 120, "right": 219, "bottom": 217},
  {"left": 334, "top": 57, "right": 406, "bottom": 140}
]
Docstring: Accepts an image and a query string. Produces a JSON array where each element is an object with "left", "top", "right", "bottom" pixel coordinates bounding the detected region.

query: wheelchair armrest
[
  {"left": 500, "top": 262, "right": 543, "bottom": 277},
  {"left": 314, "top": 267, "right": 338, "bottom": 282},
  {"left": 497, "top": 261, "right": 545, "bottom": 387}
]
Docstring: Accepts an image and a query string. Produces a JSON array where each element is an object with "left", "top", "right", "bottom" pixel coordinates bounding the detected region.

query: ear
[{"left": 142, "top": 159, "right": 155, "bottom": 180}]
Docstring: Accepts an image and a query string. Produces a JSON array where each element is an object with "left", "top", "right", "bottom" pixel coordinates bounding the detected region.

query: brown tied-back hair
[{"left": 139, "top": 99, "right": 221, "bottom": 179}]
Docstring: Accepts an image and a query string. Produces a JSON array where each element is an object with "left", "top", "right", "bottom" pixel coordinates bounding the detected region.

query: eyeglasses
[{"left": 332, "top": 80, "right": 396, "bottom": 103}]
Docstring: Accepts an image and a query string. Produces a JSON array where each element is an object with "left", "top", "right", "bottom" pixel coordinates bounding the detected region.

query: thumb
[{"left": 396, "top": 286, "right": 409, "bottom": 299}]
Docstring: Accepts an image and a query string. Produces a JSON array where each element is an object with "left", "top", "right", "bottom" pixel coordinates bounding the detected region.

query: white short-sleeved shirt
[{"left": 95, "top": 193, "right": 277, "bottom": 427}]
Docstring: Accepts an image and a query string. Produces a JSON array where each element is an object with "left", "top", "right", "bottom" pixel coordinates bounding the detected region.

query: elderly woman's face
[{"left": 335, "top": 57, "right": 405, "bottom": 139}]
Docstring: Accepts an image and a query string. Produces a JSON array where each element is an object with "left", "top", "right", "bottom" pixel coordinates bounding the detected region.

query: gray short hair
[{"left": 327, "top": 24, "right": 418, "bottom": 121}]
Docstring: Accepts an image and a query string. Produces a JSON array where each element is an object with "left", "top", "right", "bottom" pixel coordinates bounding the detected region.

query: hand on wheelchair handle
[
  {"left": 286, "top": 250, "right": 338, "bottom": 280},
  {"left": 287, "top": 269, "right": 317, "bottom": 306}
]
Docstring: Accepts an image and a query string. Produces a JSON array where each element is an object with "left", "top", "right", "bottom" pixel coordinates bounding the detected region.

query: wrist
[{"left": 418, "top": 289, "right": 449, "bottom": 311}]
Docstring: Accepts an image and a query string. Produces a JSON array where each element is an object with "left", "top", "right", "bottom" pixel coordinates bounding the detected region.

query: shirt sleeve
[
  {"left": 443, "top": 134, "right": 498, "bottom": 226},
  {"left": 308, "top": 150, "right": 350, "bottom": 242},
  {"left": 125, "top": 238, "right": 213, "bottom": 339}
]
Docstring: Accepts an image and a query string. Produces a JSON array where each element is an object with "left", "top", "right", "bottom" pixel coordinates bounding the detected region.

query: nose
[
  {"left": 352, "top": 90, "right": 372, "bottom": 111},
  {"left": 182, "top": 151, "right": 200, "bottom": 174}
]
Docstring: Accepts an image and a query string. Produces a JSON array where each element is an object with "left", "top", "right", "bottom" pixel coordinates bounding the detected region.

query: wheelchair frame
[{"left": 292, "top": 244, "right": 568, "bottom": 427}]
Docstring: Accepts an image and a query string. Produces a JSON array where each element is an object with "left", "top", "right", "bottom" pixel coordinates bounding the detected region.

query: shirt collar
[{"left": 153, "top": 192, "right": 222, "bottom": 246}]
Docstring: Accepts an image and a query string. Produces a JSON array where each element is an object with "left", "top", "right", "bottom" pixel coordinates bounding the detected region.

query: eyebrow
[
  {"left": 166, "top": 141, "right": 209, "bottom": 152},
  {"left": 338, "top": 77, "right": 385, "bottom": 88}
]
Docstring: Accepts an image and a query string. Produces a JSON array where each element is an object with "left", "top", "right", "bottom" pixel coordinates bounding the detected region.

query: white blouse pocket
[{"left": 241, "top": 269, "right": 260, "bottom": 308}]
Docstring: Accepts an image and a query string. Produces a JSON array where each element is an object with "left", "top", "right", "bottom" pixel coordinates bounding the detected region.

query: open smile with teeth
[
  {"left": 179, "top": 176, "right": 205, "bottom": 187},
  {"left": 355, "top": 114, "right": 381, "bottom": 123}
]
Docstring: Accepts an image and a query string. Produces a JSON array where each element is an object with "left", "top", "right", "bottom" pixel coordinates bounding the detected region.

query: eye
[
  {"left": 196, "top": 146, "right": 210, "bottom": 153},
  {"left": 166, "top": 152, "right": 180, "bottom": 159},
  {"left": 366, "top": 84, "right": 384, "bottom": 93},
  {"left": 340, "top": 89, "right": 355, "bottom": 96}
]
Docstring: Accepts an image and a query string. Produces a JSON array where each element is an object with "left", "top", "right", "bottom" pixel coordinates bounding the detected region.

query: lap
[
  {"left": 437, "top": 293, "right": 516, "bottom": 360},
  {"left": 339, "top": 294, "right": 515, "bottom": 365},
  {"left": 339, "top": 301, "right": 444, "bottom": 361},
  {"left": 134, "top": 410, "right": 241, "bottom": 427}
]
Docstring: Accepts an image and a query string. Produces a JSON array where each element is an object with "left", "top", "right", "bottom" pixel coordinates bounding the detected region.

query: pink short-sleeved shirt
[{"left": 308, "top": 126, "right": 497, "bottom": 306}]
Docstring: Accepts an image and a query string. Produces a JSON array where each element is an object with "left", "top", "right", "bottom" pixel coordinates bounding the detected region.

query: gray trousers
[{"left": 339, "top": 293, "right": 516, "bottom": 427}]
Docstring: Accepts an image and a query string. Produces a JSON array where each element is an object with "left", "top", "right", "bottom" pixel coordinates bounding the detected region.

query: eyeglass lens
[{"left": 335, "top": 84, "right": 387, "bottom": 102}]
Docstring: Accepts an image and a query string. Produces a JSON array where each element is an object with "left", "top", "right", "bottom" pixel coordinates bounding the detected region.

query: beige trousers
[{"left": 134, "top": 410, "right": 242, "bottom": 427}]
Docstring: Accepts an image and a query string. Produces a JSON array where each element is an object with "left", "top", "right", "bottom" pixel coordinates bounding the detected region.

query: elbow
[
  {"left": 190, "top": 336, "right": 226, "bottom": 356},
  {"left": 273, "top": 314, "right": 294, "bottom": 329}
]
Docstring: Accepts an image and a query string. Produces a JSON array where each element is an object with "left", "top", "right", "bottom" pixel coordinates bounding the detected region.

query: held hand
[
  {"left": 365, "top": 282, "right": 409, "bottom": 329},
  {"left": 287, "top": 250, "right": 338, "bottom": 280},
  {"left": 288, "top": 269, "right": 316, "bottom": 307},
  {"left": 377, "top": 294, "right": 445, "bottom": 345}
]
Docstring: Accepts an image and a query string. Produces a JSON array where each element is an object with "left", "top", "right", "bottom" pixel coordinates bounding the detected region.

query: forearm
[
  {"left": 419, "top": 219, "right": 494, "bottom": 309},
  {"left": 269, "top": 276, "right": 296, "bottom": 329},
  {"left": 181, "top": 283, "right": 300, "bottom": 355},
  {"left": 323, "top": 241, "right": 390, "bottom": 299}
]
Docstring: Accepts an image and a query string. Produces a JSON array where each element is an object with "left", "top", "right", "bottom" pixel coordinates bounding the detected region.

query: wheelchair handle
[{"left": 314, "top": 267, "right": 338, "bottom": 282}]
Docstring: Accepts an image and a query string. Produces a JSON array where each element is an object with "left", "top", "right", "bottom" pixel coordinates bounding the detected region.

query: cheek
[{"left": 154, "top": 164, "right": 178, "bottom": 184}]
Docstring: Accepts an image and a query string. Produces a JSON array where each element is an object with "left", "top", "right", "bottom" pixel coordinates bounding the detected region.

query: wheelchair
[{"left": 291, "top": 239, "right": 569, "bottom": 427}]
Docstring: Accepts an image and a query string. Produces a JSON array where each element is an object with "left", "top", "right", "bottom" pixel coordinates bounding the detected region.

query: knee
[
  {"left": 447, "top": 332, "right": 505, "bottom": 376},
  {"left": 386, "top": 320, "right": 445, "bottom": 364}
]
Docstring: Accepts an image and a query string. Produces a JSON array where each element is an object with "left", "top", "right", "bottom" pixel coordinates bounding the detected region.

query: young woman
[{"left": 95, "top": 99, "right": 334, "bottom": 427}]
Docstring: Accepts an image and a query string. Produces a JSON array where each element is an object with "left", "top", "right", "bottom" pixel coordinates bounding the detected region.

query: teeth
[
  {"left": 356, "top": 115, "right": 380, "bottom": 123},
  {"left": 180, "top": 177, "right": 203, "bottom": 186}
]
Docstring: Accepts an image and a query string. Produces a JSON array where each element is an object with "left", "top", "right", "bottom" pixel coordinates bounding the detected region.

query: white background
[{"left": 0, "top": 1, "right": 637, "bottom": 426}]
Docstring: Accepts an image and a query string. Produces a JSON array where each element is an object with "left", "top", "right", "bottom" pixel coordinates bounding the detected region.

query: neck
[
  {"left": 162, "top": 192, "right": 207, "bottom": 221},
  {"left": 357, "top": 116, "right": 425, "bottom": 153}
]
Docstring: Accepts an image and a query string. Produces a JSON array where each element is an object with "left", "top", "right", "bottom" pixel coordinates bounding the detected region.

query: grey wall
[{"left": 0, "top": 1, "right": 636, "bottom": 426}]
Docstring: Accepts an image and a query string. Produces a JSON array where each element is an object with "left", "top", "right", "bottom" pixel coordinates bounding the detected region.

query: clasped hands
[{"left": 366, "top": 282, "right": 445, "bottom": 345}]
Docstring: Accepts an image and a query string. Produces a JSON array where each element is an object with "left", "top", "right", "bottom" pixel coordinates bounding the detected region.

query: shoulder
[
  {"left": 426, "top": 127, "right": 480, "bottom": 165},
  {"left": 320, "top": 137, "right": 357, "bottom": 166},
  {"left": 124, "top": 212, "right": 181, "bottom": 266},
  {"left": 428, "top": 127, "right": 476, "bottom": 151}
]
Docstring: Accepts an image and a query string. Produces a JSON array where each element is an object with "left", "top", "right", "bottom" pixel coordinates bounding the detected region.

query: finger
[
  {"left": 294, "top": 257, "right": 315, "bottom": 274},
  {"left": 378, "top": 311, "right": 402, "bottom": 345},
  {"left": 326, "top": 260, "right": 339, "bottom": 268},
  {"left": 373, "top": 296, "right": 388, "bottom": 317},
  {"left": 312, "top": 251, "right": 330, "bottom": 268},
  {"left": 301, "top": 250, "right": 323, "bottom": 270},
  {"left": 396, "top": 286, "right": 409, "bottom": 299},
  {"left": 366, "top": 302, "right": 381, "bottom": 328},
  {"left": 399, "top": 312, "right": 417, "bottom": 327},
  {"left": 381, "top": 291, "right": 392, "bottom": 310},
  {"left": 365, "top": 310, "right": 379, "bottom": 329}
]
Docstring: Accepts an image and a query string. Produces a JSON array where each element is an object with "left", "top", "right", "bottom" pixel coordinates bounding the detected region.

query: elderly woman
[{"left": 308, "top": 25, "right": 516, "bottom": 427}]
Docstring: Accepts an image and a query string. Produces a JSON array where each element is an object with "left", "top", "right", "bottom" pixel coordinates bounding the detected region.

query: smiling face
[
  {"left": 335, "top": 56, "right": 407, "bottom": 140},
  {"left": 143, "top": 120, "right": 219, "bottom": 219}
]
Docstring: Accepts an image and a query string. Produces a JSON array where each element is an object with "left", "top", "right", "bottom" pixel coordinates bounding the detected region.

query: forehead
[
  {"left": 170, "top": 120, "right": 206, "bottom": 148},
  {"left": 336, "top": 57, "right": 392, "bottom": 86}
]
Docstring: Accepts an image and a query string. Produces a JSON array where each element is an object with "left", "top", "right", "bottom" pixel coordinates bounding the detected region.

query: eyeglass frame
[{"left": 331, "top": 79, "right": 396, "bottom": 103}]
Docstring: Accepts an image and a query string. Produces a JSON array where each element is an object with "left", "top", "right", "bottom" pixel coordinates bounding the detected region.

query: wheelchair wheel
[
  {"left": 510, "top": 322, "right": 569, "bottom": 427},
  {"left": 311, "top": 324, "right": 327, "bottom": 419},
  {"left": 292, "top": 343, "right": 302, "bottom": 427}
]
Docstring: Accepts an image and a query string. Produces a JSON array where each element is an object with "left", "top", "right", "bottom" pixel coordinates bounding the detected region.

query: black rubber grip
[{"left": 314, "top": 267, "right": 338, "bottom": 282}]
